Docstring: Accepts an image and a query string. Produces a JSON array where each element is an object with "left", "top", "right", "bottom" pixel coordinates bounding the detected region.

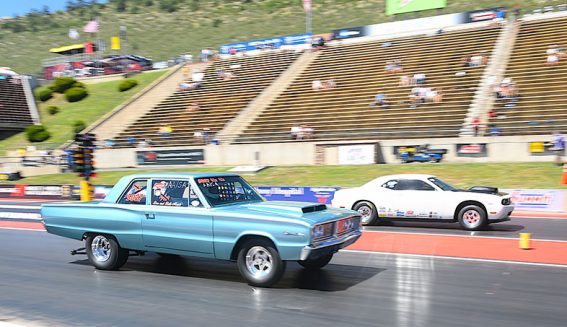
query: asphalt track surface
[{"left": 1, "top": 200, "right": 567, "bottom": 326}]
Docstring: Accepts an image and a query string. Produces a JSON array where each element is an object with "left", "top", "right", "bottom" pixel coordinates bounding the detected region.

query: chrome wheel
[
  {"left": 357, "top": 205, "right": 373, "bottom": 224},
  {"left": 462, "top": 209, "right": 481, "bottom": 229},
  {"left": 91, "top": 235, "right": 112, "bottom": 262},
  {"left": 245, "top": 246, "right": 273, "bottom": 279}
]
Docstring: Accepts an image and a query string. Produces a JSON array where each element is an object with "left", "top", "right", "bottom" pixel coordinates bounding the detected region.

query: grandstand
[
  {"left": 236, "top": 26, "right": 502, "bottom": 143},
  {"left": 0, "top": 76, "right": 38, "bottom": 138},
  {"left": 112, "top": 51, "right": 299, "bottom": 147},
  {"left": 487, "top": 16, "right": 567, "bottom": 136}
]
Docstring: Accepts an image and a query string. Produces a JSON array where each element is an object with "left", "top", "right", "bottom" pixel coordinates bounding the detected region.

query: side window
[
  {"left": 151, "top": 179, "right": 190, "bottom": 207},
  {"left": 118, "top": 180, "right": 147, "bottom": 205},
  {"left": 381, "top": 180, "right": 399, "bottom": 190},
  {"left": 396, "top": 179, "right": 435, "bottom": 191}
]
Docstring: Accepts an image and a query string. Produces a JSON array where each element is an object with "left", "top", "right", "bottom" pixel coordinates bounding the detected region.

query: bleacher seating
[
  {"left": 487, "top": 17, "right": 567, "bottom": 136},
  {"left": 236, "top": 26, "right": 501, "bottom": 143},
  {"left": 0, "top": 77, "right": 34, "bottom": 130},
  {"left": 113, "top": 51, "right": 299, "bottom": 147}
]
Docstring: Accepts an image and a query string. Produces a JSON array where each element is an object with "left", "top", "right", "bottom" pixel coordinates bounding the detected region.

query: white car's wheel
[
  {"left": 458, "top": 205, "right": 487, "bottom": 231},
  {"left": 353, "top": 201, "right": 378, "bottom": 225}
]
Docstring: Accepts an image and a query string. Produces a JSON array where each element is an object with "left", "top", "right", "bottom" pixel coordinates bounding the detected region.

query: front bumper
[
  {"left": 488, "top": 205, "right": 514, "bottom": 222},
  {"left": 299, "top": 230, "right": 362, "bottom": 261}
]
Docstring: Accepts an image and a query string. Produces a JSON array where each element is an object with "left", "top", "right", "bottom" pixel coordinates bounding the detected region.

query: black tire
[
  {"left": 353, "top": 201, "right": 378, "bottom": 225},
  {"left": 86, "top": 234, "right": 129, "bottom": 270},
  {"left": 457, "top": 205, "right": 488, "bottom": 231},
  {"left": 298, "top": 253, "right": 333, "bottom": 269},
  {"left": 237, "top": 238, "right": 286, "bottom": 287}
]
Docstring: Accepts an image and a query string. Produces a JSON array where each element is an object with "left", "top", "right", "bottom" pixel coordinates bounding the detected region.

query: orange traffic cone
[{"left": 562, "top": 163, "right": 567, "bottom": 185}]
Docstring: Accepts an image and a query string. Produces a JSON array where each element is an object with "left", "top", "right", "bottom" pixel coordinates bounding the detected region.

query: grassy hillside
[
  {"left": 0, "top": 0, "right": 552, "bottom": 75},
  {"left": 7, "top": 163, "right": 566, "bottom": 189},
  {"left": 0, "top": 70, "right": 166, "bottom": 154}
]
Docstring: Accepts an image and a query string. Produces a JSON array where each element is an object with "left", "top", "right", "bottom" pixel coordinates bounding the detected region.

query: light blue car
[{"left": 41, "top": 173, "right": 362, "bottom": 287}]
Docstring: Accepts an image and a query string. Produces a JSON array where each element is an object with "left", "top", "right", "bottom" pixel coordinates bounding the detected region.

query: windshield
[
  {"left": 428, "top": 177, "right": 458, "bottom": 191},
  {"left": 195, "top": 176, "right": 263, "bottom": 206}
]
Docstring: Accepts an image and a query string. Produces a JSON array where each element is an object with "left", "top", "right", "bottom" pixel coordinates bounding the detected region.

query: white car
[{"left": 331, "top": 174, "right": 514, "bottom": 230}]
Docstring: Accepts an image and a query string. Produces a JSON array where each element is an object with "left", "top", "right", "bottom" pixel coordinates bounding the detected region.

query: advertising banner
[
  {"left": 465, "top": 8, "right": 506, "bottom": 23},
  {"left": 220, "top": 33, "right": 312, "bottom": 54},
  {"left": 338, "top": 145, "right": 376, "bottom": 165},
  {"left": 386, "top": 0, "right": 447, "bottom": 16},
  {"left": 332, "top": 26, "right": 367, "bottom": 40},
  {"left": 255, "top": 186, "right": 339, "bottom": 204},
  {"left": 136, "top": 149, "right": 205, "bottom": 166},
  {"left": 502, "top": 189, "right": 565, "bottom": 212},
  {"left": 0, "top": 184, "right": 74, "bottom": 200},
  {"left": 456, "top": 143, "right": 488, "bottom": 157}
]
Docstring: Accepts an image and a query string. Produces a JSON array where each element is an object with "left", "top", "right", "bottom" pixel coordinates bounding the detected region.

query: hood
[{"left": 213, "top": 200, "right": 358, "bottom": 225}]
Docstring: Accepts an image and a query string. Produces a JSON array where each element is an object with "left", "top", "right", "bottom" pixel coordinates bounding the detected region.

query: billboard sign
[
  {"left": 502, "top": 189, "right": 565, "bottom": 212},
  {"left": 465, "top": 8, "right": 506, "bottom": 23},
  {"left": 332, "top": 26, "right": 366, "bottom": 40},
  {"left": 255, "top": 186, "right": 339, "bottom": 204},
  {"left": 136, "top": 149, "right": 205, "bottom": 165},
  {"left": 456, "top": 143, "right": 488, "bottom": 157},
  {"left": 338, "top": 145, "right": 376, "bottom": 165},
  {"left": 220, "top": 33, "right": 312, "bottom": 54},
  {"left": 386, "top": 0, "right": 447, "bottom": 16}
]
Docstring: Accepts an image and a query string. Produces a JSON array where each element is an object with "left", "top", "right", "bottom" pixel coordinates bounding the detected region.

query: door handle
[{"left": 145, "top": 213, "right": 155, "bottom": 219}]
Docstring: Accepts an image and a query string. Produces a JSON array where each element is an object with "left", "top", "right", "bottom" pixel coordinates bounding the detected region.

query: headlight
[{"left": 311, "top": 222, "right": 333, "bottom": 241}]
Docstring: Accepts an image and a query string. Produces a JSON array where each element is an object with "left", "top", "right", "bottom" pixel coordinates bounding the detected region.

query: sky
[{"left": 0, "top": 0, "right": 107, "bottom": 18}]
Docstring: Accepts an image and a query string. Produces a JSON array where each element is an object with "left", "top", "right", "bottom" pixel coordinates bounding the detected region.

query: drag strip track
[{"left": 1, "top": 229, "right": 567, "bottom": 327}]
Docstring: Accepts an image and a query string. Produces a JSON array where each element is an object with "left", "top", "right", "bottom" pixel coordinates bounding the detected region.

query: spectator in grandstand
[
  {"left": 229, "top": 47, "right": 238, "bottom": 55},
  {"left": 202, "top": 128, "right": 211, "bottom": 143},
  {"left": 181, "top": 64, "right": 190, "bottom": 80},
  {"left": 216, "top": 70, "right": 236, "bottom": 81},
  {"left": 137, "top": 139, "right": 152, "bottom": 148},
  {"left": 312, "top": 80, "right": 323, "bottom": 91},
  {"left": 193, "top": 130, "right": 204, "bottom": 142},
  {"left": 489, "top": 124, "right": 501, "bottom": 136},
  {"left": 414, "top": 72, "right": 426, "bottom": 85},
  {"left": 322, "top": 78, "right": 336, "bottom": 90},
  {"left": 311, "top": 37, "right": 326, "bottom": 51},
  {"left": 462, "top": 56, "right": 472, "bottom": 67},
  {"left": 158, "top": 125, "right": 173, "bottom": 137},
  {"left": 433, "top": 87, "right": 444, "bottom": 103},
  {"left": 200, "top": 48, "right": 213, "bottom": 62},
  {"left": 290, "top": 125, "right": 301, "bottom": 140},
  {"left": 301, "top": 125, "right": 314, "bottom": 139},
  {"left": 552, "top": 131, "right": 565, "bottom": 165},
  {"left": 369, "top": 94, "right": 390, "bottom": 109},
  {"left": 471, "top": 117, "right": 481, "bottom": 136},
  {"left": 382, "top": 41, "right": 392, "bottom": 48},
  {"left": 488, "top": 109, "right": 497, "bottom": 119},
  {"left": 385, "top": 60, "right": 403, "bottom": 74},
  {"left": 103, "top": 139, "right": 115, "bottom": 149},
  {"left": 127, "top": 136, "right": 137, "bottom": 147},
  {"left": 178, "top": 82, "right": 201, "bottom": 91}
]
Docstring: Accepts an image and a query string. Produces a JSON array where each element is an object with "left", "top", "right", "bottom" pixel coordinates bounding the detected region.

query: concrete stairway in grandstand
[
  {"left": 485, "top": 13, "right": 567, "bottom": 136},
  {"left": 112, "top": 51, "right": 300, "bottom": 148},
  {"left": 235, "top": 26, "right": 502, "bottom": 143},
  {"left": 0, "top": 76, "right": 39, "bottom": 130},
  {"left": 216, "top": 51, "right": 321, "bottom": 143},
  {"left": 84, "top": 65, "right": 192, "bottom": 141}
]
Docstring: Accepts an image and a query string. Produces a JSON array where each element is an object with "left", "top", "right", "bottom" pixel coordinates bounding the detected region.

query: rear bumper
[{"left": 299, "top": 230, "right": 362, "bottom": 261}]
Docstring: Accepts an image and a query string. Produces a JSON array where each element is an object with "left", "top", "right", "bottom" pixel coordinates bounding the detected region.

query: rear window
[{"left": 118, "top": 180, "right": 147, "bottom": 205}]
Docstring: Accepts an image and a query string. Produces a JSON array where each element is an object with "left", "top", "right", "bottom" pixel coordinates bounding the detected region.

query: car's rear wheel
[
  {"left": 458, "top": 205, "right": 488, "bottom": 231},
  {"left": 237, "top": 239, "right": 286, "bottom": 287},
  {"left": 86, "top": 234, "right": 129, "bottom": 270},
  {"left": 298, "top": 253, "right": 333, "bottom": 269},
  {"left": 353, "top": 201, "right": 378, "bottom": 225}
]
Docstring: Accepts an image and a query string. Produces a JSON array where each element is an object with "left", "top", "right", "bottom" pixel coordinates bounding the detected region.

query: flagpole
[{"left": 304, "top": 0, "right": 312, "bottom": 34}]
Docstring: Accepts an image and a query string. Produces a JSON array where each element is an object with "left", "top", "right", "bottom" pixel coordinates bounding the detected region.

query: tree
[
  {"left": 116, "top": 0, "right": 127, "bottom": 12},
  {"left": 42, "top": 5, "right": 50, "bottom": 15},
  {"left": 66, "top": 0, "right": 77, "bottom": 11}
]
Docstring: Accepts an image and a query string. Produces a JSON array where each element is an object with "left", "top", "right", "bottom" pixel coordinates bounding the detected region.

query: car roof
[
  {"left": 123, "top": 172, "right": 240, "bottom": 179},
  {"left": 379, "top": 174, "right": 435, "bottom": 180}
]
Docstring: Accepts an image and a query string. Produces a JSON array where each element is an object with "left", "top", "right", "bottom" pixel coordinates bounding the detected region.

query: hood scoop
[{"left": 301, "top": 204, "right": 327, "bottom": 213}]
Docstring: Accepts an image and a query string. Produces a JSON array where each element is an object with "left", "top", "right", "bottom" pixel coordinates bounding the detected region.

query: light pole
[{"left": 303, "top": 0, "right": 312, "bottom": 34}]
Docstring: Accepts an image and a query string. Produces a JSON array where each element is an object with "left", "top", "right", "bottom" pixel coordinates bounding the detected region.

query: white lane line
[
  {"left": 0, "top": 227, "right": 44, "bottom": 232},
  {"left": 0, "top": 212, "right": 42, "bottom": 220},
  {"left": 0, "top": 205, "right": 41, "bottom": 210},
  {"left": 342, "top": 249, "right": 567, "bottom": 269},
  {"left": 361, "top": 229, "right": 567, "bottom": 243}
]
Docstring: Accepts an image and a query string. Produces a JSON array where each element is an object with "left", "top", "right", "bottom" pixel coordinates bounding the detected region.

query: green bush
[
  {"left": 52, "top": 76, "right": 78, "bottom": 93},
  {"left": 64, "top": 87, "right": 89, "bottom": 102},
  {"left": 73, "top": 120, "right": 86, "bottom": 133},
  {"left": 118, "top": 79, "right": 139, "bottom": 92},
  {"left": 25, "top": 125, "right": 51, "bottom": 142},
  {"left": 47, "top": 106, "right": 60, "bottom": 115},
  {"left": 73, "top": 81, "right": 86, "bottom": 89},
  {"left": 35, "top": 87, "right": 53, "bottom": 102}
]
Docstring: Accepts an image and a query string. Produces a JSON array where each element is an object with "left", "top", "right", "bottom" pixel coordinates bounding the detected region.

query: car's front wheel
[
  {"left": 86, "top": 234, "right": 129, "bottom": 270},
  {"left": 237, "top": 239, "right": 286, "bottom": 287},
  {"left": 457, "top": 205, "right": 488, "bottom": 231},
  {"left": 353, "top": 201, "right": 378, "bottom": 225},
  {"left": 298, "top": 253, "right": 333, "bottom": 269}
]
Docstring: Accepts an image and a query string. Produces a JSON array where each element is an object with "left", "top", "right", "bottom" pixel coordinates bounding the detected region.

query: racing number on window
[{"left": 119, "top": 180, "right": 148, "bottom": 205}]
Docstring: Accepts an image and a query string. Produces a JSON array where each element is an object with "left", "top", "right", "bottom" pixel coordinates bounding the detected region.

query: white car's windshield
[{"left": 428, "top": 177, "right": 458, "bottom": 191}]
